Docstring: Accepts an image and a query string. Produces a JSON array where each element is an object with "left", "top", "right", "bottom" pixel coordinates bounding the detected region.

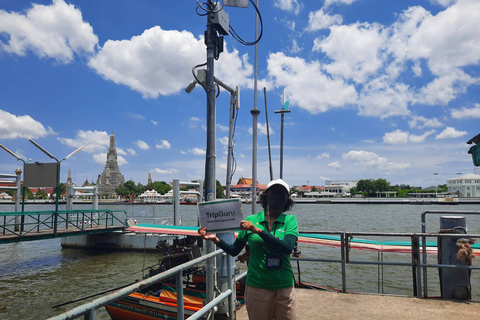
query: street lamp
[
  {"left": 28, "top": 139, "right": 83, "bottom": 236},
  {"left": 433, "top": 173, "right": 438, "bottom": 197},
  {"left": 0, "top": 144, "right": 32, "bottom": 230}
]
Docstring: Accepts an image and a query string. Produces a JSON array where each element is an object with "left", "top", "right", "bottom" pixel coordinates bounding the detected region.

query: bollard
[{"left": 438, "top": 216, "right": 471, "bottom": 300}]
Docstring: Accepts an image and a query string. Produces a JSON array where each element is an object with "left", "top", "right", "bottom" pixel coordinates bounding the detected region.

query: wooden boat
[{"left": 105, "top": 236, "right": 245, "bottom": 320}]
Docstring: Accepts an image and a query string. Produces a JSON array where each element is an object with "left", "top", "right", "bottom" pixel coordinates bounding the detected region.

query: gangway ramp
[{"left": 0, "top": 209, "right": 126, "bottom": 244}]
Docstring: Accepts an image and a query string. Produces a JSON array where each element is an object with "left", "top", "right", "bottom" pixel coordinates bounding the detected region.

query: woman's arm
[
  {"left": 216, "top": 238, "right": 247, "bottom": 257},
  {"left": 240, "top": 221, "right": 297, "bottom": 254},
  {"left": 257, "top": 231, "right": 297, "bottom": 254},
  {"left": 198, "top": 227, "right": 246, "bottom": 256}
]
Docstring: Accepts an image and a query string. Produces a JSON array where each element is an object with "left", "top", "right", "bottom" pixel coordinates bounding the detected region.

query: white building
[
  {"left": 323, "top": 180, "right": 357, "bottom": 196},
  {"left": 447, "top": 173, "right": 480, "bottom": 197}
]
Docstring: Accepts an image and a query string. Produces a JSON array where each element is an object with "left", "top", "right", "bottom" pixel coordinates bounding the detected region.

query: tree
[
  {"left": 36, "top": 189, "right": 48, "bottom": 199},
  {"left": 145, "top": 181, "right": 172, "bottom": 195},
  {"left": 216, "top": 180, "right": 225, "bottom": 199},
  {"left": 374, "top": 179, "right": 390, "bottom": 192},
  {"left": 356, "top": 179, "right": 375, "bottom": 194}
]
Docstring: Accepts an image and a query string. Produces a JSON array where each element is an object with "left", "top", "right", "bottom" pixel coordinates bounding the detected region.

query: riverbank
[{"left": 2, "top": 197, "right": 480, "bottom": 206}]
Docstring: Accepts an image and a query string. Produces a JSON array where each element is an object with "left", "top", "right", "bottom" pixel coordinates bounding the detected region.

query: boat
[{"left": 105, "top": 235, "right": 245, "bottom": 320}]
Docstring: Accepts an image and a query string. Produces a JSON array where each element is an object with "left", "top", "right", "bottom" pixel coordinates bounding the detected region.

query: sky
[{"left": 0, "top": 0, "right": 479, "bottom": 189}]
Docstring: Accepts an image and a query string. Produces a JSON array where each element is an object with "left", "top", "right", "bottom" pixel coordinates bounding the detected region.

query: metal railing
[
  {"left": 294, "top": 230, "right": 480, "bottom": 298},
  {"left": 0, "top": 209, "right": 126, "bottom": 239},
  {"left": 47, "top": 249, "right": 239, "bottom": 320}
]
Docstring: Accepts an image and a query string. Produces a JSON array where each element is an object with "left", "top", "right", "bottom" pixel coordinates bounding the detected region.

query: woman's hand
[
  {"left": 240, "top": 220, "right": 262, "bottom": 234},
  {"left": 198, "top": 227, "right": 220, "bottom": 244}
]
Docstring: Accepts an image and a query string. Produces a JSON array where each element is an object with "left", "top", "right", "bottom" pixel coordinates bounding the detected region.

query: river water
[{"left": 1, "top": 203, "right": 479, "bottom": 319}]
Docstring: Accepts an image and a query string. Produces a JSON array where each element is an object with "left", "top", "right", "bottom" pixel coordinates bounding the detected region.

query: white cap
[{"left": 266, "top": 179, "right": 290, "bottom": 194}]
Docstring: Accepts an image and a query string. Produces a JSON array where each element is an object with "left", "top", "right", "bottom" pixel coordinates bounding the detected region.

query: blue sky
[{"left": 0, "top": 0, "right": 479, "bottom": 189}]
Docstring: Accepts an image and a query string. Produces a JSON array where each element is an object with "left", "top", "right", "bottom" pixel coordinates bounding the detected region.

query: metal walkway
[{"left": 0, "top": 209, "right": 126, "bottom": 244}]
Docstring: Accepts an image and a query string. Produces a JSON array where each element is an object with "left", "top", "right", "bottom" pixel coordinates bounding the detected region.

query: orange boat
[{"left": 105, "top": 237, "right": 244, "bottom": 320}]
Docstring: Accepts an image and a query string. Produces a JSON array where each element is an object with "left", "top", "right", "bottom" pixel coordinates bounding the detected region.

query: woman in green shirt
[{"left": 198, "top": 179, "right": 299, "bottom": 320}]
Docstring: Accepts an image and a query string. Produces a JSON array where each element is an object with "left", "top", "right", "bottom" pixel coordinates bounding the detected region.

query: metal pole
[
  {"left": 54, "top": 161, "right": 60, "bottom": 237},
  {"left": 280, "top": 110, "right": 285, "bottom": 179},
  {"left": 264, "top": 88, "right": 273, "bottom": 181},
  {"left": 251, "top": 0, "right": 260, "bottom": 215},
  {"left": 15, "top": 168, "right": 21, "bottom": 231},
  {"left": 173, "top": 179, "right": 180, "bottom": 226},
  {"left": 225, "top": 90, "right": 236, "bottom": 199},
  {"left": 205, "top": 1, "right": 217, "bottom": 311}
]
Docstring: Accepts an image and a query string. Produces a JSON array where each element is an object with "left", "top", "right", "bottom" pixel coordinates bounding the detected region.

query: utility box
[{"left": 438, "top": 216, "right": 471, "bottom": 300}]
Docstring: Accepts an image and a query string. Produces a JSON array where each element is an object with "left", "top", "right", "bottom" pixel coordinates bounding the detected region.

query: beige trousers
[{"left": 244, "top": 285, "right": 297, "bottom": 320}]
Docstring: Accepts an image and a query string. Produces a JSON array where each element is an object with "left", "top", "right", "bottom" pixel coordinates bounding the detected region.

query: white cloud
[
  {"left": 267, "top": 52, "right": 357, "bottom": 114},
  {"left": 217, "top": 124, "right": 229, "bottom": 132},
  {"left": 218, "top": 137, "right": 229, "bottom": 146},
  {"left": 116, "top": 148, "right": 127, "bottom": 155},
  {"left": 88, "top": 27, "right": 253, "bottom": 98},
  {"left": 93, "top": 153, "right": 127, "bottom": 166},
  {"left": 435, "top": 127, "right": 468, "bottom": 139},
  {"left": 0, "top": 0, "right": 98, "bottom": 63},
  {"left": 306, "top": 9, "right": 343, "bottom": 32},
  {"left": 342, "top": 150, "right": 411, "bottom": 172},
  {"left": 153, "top": 168, "right": 178, "bottom": 174},
  {"left": 408, "top": 115, "right": 443, "bottom": 129},
  {"left": 451, "top": 103, "right": 480, "bottom": 119},
  {"left": 383, "top": 129, "right": 436, "bottom": 144},
  {"left": 191, "top": 147, "right": 206, "bottom": 156},
  {"left": 428, "top": 0, "right": 457, "bottom": 7},
  {"left": 327, "top": 161, "right": 342, "bottom": 168},
  {"left": 314, "top": 22, "right": 386, "bottom": 83},
  {"left": 289, "top": 39, "right": 302, "bottom": 54},
  {"left": 151, "top": 120, "right": 158, "bottom": 126},
  {"left": 0, "top": 109, "right": 55, "bottom": 139},
  {"left": 409, "top": 130, "right": 436, "bottom": 143},
  {"left": 189, "top": 117, "right": 202, "bottom": 129},
  {"left": 383, "top": 130, "right": 409, "bottom": 144},
  {"left": 135, "top": 140, "right": 150, "bottom": 150},
  {"left": 127, "top": 148, "right": 137, "bottom": 156},
  {"left": 58, "top": 130, "right": 108, "bottom": 153},
  {"left": 316, "top": 152, "right": 330, "bottom": 159},
  {"left": 274, "top": 0, "right": 301, "bottom": 15},
  {"left": 324, "top": 0, "right": 359, "bottom": 7},
  {"left": 357, "top": 76, "right": 411, "bottom": 118},
  {"left": 248, "top": 123, "right": 270, "bottom": 135},
  {"left": 155, "top": 140, "right": 171, "bottom": 149}
]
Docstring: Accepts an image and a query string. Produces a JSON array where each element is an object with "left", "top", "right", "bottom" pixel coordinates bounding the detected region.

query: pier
[
  {"left": 236, "top": 289, "right": 480, "bottom": 320},
  {"left": 0, "top": 209, "right": 126, "bottom": 244}
]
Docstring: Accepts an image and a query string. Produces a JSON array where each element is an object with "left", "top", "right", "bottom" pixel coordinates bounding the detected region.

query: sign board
[
  {"left": 24, "top": 162, "right": 58, "bottom": 187},
  {"left": 198, "top": 199, "right": 243, "bottom": 233}
]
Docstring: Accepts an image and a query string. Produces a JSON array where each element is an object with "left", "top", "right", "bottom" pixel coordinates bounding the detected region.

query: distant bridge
[{"left": 0, "top": 209, "right": 126, "bottom": 244}]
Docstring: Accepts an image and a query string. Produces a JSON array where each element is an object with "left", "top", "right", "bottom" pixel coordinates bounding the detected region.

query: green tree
[
  {"left": 57, "top": 183, "right": 66, "bottom": 196},
  {"left": 36, "top": 189, "right": 47, "bottom": 199},
  {"left": 216, "top": 180, "right": 225, "bottom": 199},
  {"left": 145, "top": 181, "right": 172, "bottom": 195},
  {"left": 356, "top": 179, "right": 375, "bottom": 194},
  {"left": 374, "top": 179, "right": 390, "bottom": 192},
  {"left": 25, "top": 188, "right": 33, "bottom": 199}
]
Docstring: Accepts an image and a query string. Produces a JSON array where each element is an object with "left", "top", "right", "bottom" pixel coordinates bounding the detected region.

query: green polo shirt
[{"left": 237, "top": 210, "right": 299, "bottom": 289}]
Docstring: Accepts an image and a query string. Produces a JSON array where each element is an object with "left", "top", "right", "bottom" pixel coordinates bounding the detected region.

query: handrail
[
  {"left": 295, "top": 230, "right": 480, "bottom": 297},
  {"left": 0, "top": 209, "right": 126, "bottom": 239},
  {"left": 47, "top": 249, "right": 230, "bottom": 320}
]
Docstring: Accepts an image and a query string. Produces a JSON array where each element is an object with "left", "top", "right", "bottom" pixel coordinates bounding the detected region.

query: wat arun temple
[{"left": 96, "top": 132, "right": 125, "bottom": 195}]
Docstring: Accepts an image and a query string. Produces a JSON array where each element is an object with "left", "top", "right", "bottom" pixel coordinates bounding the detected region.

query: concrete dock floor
[{"left": 236, "top": 289, "right": 480, "bottom": 319}]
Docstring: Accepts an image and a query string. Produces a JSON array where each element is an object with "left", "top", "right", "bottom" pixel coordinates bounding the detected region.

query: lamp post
[
  {"left": 433, "top": 173, "right": 438, "bottom": 197},
  {"left": 28, "top": 139, "right": 83, "bottom": 236},
  {"left": 0, "top": 144, "right": 32, "bottom": 231}
]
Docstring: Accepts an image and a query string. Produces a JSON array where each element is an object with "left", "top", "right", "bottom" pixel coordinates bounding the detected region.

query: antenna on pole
[
  {"left": 275, "top": 90, "right": 291, "bottom": 179},
  {"left": 264, "top": 88, "right": 274, "bottom": 181}
]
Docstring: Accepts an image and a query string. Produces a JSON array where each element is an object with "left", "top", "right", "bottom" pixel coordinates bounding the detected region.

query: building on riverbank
[{"left": 447, "top": 173, "right": 480, "bottom": 197}]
